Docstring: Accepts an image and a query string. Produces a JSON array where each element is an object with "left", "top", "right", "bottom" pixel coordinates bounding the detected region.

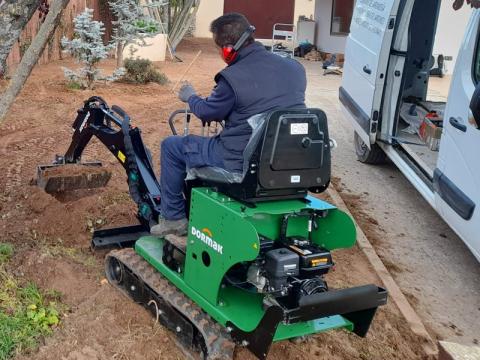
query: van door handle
[
  {"left": 449, "top": 117, "right": 467, "bottom": 132},
  {"left": 363, "top": 65, "right": 372, "bottom": 74}
]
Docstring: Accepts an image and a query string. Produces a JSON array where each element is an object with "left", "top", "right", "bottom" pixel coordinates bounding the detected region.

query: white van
[{"left": 340, "top": 1, "right": 480, "bottom": 261}]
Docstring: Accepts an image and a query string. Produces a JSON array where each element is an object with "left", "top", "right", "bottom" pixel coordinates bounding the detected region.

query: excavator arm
[{"left": 37, "top": 97, "right": 161, "bottom": 246}]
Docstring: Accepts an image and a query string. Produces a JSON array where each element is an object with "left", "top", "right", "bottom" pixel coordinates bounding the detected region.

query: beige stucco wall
[
  {"left": 433, "top": 0, "right": 471, "bottom": 72},
  {"left": 314, "top": 0, "right": 347, "bottom": 54},
  {"left": 294, "top": 0, "right": 315, "bottom": 22},
  {"left": 194, "top": 0, "right": 224, "bottom": 38},
  {"left": 194, "top": 0, "right": 316, "bottom": 38}
]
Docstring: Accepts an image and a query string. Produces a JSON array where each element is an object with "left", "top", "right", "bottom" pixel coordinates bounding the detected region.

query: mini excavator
[{"left": 37, "top": 96, "right": 388, "bottom": 359}]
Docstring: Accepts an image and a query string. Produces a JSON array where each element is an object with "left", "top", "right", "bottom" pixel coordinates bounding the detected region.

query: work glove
[{"left": 178, "top": 82, "right": 197, "bottom": 103}]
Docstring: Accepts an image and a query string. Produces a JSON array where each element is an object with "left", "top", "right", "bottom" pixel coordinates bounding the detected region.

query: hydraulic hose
[{"left": 113, "top": 105, "right": 154, "bottom": 226}]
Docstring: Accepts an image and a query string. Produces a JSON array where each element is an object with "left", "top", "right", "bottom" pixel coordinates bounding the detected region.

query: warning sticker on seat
[
  {"left": 291, "top": 175, "right": 301, "bottom": 183},
  {"left": 290, "top": 123, "right": 308, "bottom": 135}
]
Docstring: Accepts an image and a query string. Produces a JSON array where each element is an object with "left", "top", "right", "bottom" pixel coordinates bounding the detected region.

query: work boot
[{"left": 150, "top": 217, "right": 188, "bottom": 237}]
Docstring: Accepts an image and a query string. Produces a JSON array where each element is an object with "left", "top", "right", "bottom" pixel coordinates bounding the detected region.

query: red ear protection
[
  {"left": 220, "top": 25, "right": 256, "bottom": 65},
  {"left": 221, "top": 45, "right": 237, "bottom": 64}
]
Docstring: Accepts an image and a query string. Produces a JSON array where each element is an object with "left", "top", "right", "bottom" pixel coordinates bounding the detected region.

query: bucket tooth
[{"left": 36, "top": 162, "right": 111, "bottom": 194}]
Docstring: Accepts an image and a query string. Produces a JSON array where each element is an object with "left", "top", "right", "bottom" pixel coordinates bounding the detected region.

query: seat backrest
[
  {"left": 201, "top": 108, "right": 331, "bottom": 203},
  {"left": 257, "top": 108, "right": 331, "bottom": 192}
]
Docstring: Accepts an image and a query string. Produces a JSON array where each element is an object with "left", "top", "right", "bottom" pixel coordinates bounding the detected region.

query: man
[{"left": 151, "top": 13, "right": 306, "bottom": 236}]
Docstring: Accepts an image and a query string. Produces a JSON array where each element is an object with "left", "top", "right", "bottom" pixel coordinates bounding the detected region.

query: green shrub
[
  {"left": 121, "top": 58, "right": 168, "bottom": 85},
  {"left": 134, "top": 19, "right": 159, "bottom": 34}
]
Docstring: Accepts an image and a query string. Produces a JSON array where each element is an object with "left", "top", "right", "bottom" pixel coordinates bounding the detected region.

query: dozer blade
[{"left": 36, "top": 162, "right": 111, "bottom": 194}]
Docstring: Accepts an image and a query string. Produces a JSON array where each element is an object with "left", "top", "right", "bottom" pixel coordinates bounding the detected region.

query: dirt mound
[
  {"left": 39, "top": 164, "right": 109, "bottom": 178},
  {"left": 37, "top": 164, "right": 111, "bottom": 194},
  {"left": 22, "top": 186, "right": 137, "bottom": 247}
]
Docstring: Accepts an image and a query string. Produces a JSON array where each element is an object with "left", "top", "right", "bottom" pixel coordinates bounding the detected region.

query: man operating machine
[{"left": 151, "top": 13, "right": 307, "bottom": 237}]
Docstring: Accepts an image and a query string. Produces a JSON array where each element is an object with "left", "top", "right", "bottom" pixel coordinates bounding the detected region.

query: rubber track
[{"left": 106, "top": 248, "right": 235, "bottom": 360}]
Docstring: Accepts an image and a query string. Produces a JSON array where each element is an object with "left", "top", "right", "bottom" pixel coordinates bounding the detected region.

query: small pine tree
[
  {"left": 109, "top": 0, "right": 162, "bottom": 67},
  {"left": 61, "top": 8, "right": 124, "bottom": 89}
]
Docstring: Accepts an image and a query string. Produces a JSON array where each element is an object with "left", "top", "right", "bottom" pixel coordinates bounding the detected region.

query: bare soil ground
[{"left": 1, "top": 39, "right": 429, "bottom": 359}]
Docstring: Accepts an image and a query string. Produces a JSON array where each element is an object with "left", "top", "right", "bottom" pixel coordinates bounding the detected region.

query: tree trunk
[
  {"left": 0, "top": 0, "right": 70, "bottom": 122},
  {"left": 116, "top": 42, "right": 124, "bottom": 68},
  {"left": 0, "top": 0, "right": 41, "bottom": 77}
]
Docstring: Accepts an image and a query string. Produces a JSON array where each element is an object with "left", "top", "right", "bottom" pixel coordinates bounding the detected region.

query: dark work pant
[{"left": 160, "top": 135, "right": 224, "bottom": 220}]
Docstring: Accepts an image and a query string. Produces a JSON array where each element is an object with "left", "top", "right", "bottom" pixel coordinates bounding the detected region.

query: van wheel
[{"left": 354, "top": 132, "right": 386, "bottom": 164}]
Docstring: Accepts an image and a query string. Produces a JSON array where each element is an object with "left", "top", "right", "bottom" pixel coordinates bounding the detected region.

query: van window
[{"left": 331, "top": 0, "right": 355, "bottom": 35}]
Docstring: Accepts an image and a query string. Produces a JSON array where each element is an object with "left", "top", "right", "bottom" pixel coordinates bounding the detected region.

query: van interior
[{"left": 393, "top": 0, "right": 447, "bottom": 182}]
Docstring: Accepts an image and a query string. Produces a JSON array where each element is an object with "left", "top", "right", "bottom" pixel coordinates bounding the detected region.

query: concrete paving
[{"left": 303, "top": 60, "right": 480, "bottom": 345}]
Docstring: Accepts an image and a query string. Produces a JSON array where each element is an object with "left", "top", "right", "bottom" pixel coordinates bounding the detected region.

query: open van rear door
[
  {"left": 340, "top": 0, "right": 401, "bottom": 146},
  {"left": 436, "top": 11, "right": 480, "bottom": 262}
]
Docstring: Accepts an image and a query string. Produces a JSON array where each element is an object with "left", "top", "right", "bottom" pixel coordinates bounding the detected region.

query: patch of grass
[
  {"left": 41, "top": 242, "right": 96, "bottom": 268},
  {"left": 66, "top": 80, "right": 82, "bottom": 90},
  {"left": 0, "top": 243, "right": 62, "bottom": 358},
  {"left": 0, "top": 267, "right": 61, "bottom": 359},
  {"left": 0, "top": 243, "right": 13, "bottom": 265}
]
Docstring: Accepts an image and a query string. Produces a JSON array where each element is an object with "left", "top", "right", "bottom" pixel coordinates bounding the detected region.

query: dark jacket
[{"left": 215, "top": 42, "right": 307, "bottom": 172}]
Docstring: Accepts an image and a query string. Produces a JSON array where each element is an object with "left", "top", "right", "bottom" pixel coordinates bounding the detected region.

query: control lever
[{"left": 183, "top": 104, "right": 190, "bottom": 135}]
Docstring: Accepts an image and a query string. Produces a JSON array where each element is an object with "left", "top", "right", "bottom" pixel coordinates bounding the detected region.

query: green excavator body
[{"left": 131, "top": 188, "right": 385, "bottom": 358}]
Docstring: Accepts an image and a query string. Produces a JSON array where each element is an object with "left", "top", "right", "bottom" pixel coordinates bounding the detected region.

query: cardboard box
[{"left": 419, "top": 113, "right": 443, "bottom": 151}]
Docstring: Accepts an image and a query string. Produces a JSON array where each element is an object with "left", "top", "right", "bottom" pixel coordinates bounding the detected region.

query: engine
[{"left": 226, "top": 236, "right": 334, "bottom": 305}]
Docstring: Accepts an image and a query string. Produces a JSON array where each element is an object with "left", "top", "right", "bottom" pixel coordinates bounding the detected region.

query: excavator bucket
[{"left": 36, "top": 162, "right": 111, "bottom": 194}]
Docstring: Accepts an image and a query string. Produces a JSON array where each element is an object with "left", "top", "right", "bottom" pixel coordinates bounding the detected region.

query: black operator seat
[{"left": 188, "top": 108, "right": 332, "bottom": 203}]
